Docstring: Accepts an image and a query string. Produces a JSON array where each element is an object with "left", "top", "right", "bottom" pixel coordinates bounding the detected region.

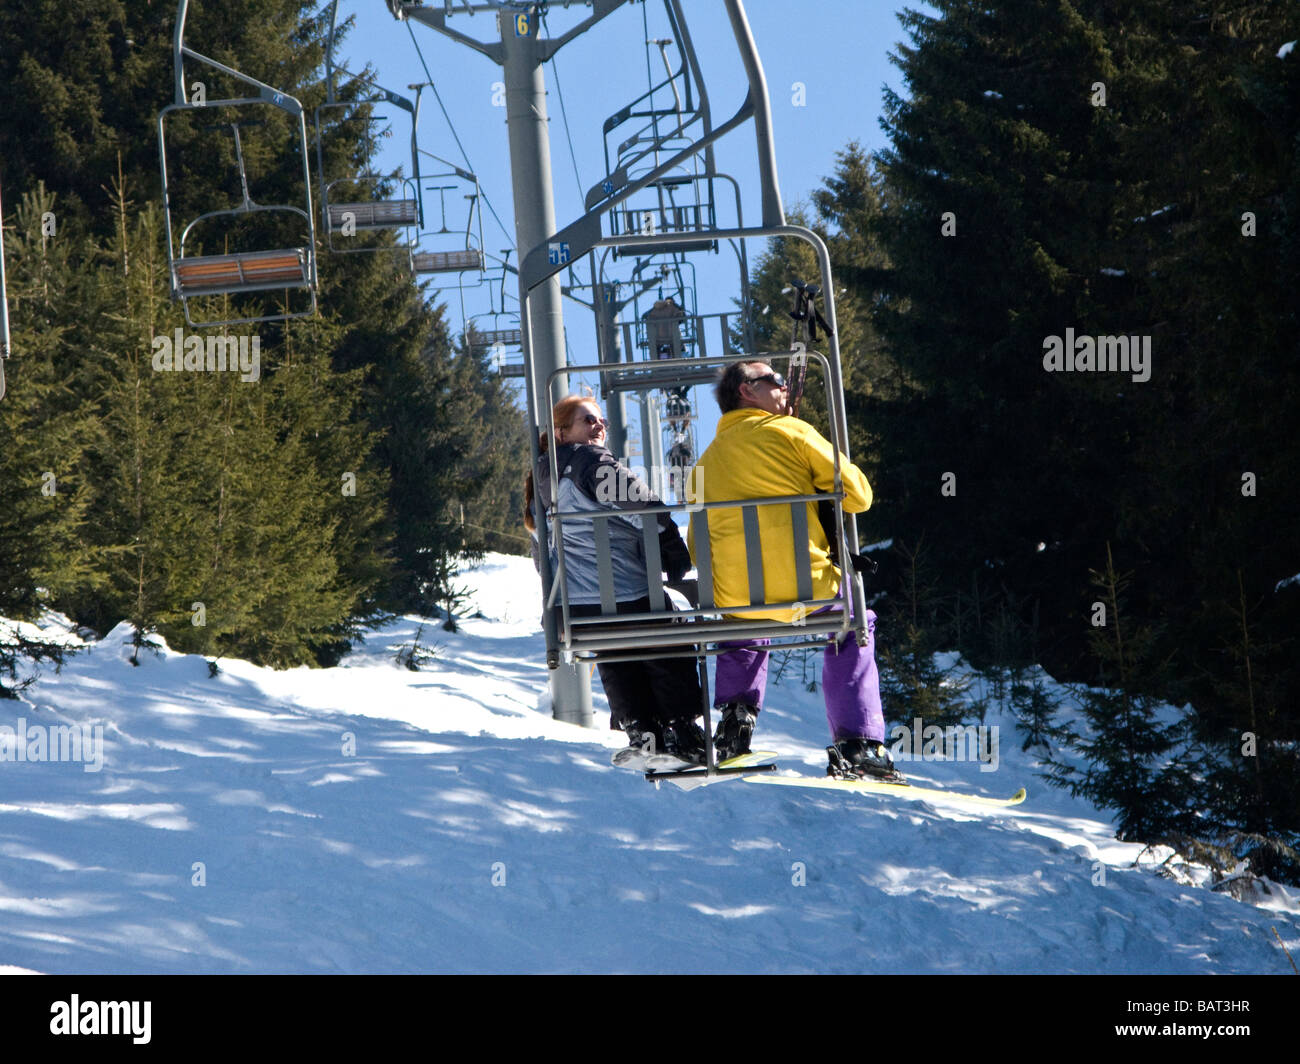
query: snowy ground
[{"left": 0, "top": 553, "right": 1296, "bottom": 974}]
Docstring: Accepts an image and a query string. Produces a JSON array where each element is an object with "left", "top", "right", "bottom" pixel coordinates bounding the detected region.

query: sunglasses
[
  {"left": 748, "top": 372, "right": 787, "bottom": 389},
  {"left": 578, "top": 413, "right": 609, "bottom": 428}
]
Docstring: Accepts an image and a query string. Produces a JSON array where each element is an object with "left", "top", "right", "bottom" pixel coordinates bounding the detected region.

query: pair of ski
[{"left": 612, "top": 746, "right": 1027, "bottom": 807}]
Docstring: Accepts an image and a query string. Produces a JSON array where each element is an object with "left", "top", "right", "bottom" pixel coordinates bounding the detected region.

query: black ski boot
[
  {"left": 663, "top": 717, "right": 707, "bottom": 765},
  {"left": 827, "top": 738, "right": 907, "bottom": 784},
  {"left": 713, "top": 702, "right": 757, "bottom": 763},
  {"left": 612, "top": 720, "right": 666, "bottom": 767}
]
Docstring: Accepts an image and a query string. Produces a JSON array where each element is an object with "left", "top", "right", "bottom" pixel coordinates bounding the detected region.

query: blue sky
[{"left": 337, "top": 1, "right": 920, "bottom": 468}]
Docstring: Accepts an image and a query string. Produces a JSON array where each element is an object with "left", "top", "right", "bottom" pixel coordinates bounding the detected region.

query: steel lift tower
[{"left": 388, "top": 1, "right": 632, "bottom": 728}]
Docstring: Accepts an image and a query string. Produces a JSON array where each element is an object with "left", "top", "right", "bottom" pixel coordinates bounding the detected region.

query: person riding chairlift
[{"left": 525, "top": 395, "right": 707, "bottom": 764}]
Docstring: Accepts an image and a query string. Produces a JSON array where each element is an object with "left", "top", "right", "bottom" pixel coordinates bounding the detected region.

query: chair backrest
[{"left": 549, "top": 493, "right": 850, "bottom": 664}]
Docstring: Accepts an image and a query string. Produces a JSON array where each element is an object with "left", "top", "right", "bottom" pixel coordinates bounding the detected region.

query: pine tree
[
  {"left": 867, "top": 2, "right": 1299, "bottom": 870},
  {"left": 443, "top": 333, "right": 530, "bottom": 560},
  {"left": 1191, "top": 572, "right": 1300, "bottom": 882},
  {"left": 0, "top": 185, "right": 100, "bottom": 693},
  {"left": 877, "top": 539, "right": 979, "bottom": 729},
  {"left": 1044, "top": 547, "right": 1197, "bottom": 841},
  {"left": 73, "top": 172, "right": 193, "bottom": 661},
  {"left": 0, "top": 1, "right": 513, "bottom": 662}
]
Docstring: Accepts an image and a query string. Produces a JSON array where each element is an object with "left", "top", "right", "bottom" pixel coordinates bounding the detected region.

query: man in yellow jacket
[{"left": 689, "top": 360, "right": 901, "bottom": 781}]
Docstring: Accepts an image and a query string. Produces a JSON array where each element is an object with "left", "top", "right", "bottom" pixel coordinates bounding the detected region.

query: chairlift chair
[
  {"left": 539, "top": 348, "right": 860, "bottom": 663},
  {"left": 409, "top": 141, "right": 486, "bottom": 276},
  {"left": 315, "top": 1, "right": 424, "bottom": 255},
  {"left": 158, "top": 0, "right": 319, "bottom": 329},
  {"left": 314, "top": 90, "right": 423, "bottom": 250},
  {"left": 470, "top": 310, "right": 525, "bottom": 378},
  {"left": 524, "top": 231, "right": 866, "bottom": 702},
  {"left": 486, "top": 0, "right": 858, "bottom": 777}
]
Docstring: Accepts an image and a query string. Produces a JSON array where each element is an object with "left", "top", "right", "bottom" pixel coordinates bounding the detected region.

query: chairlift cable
[
  {"left": 537, "top": 9, "right": 591, "bottom": 294},
  {"left": 539, "top": 8, "right": 586, "bottom": 205},
  {"left": 404, "top": 19, "right": 514, "bottom": 249}
]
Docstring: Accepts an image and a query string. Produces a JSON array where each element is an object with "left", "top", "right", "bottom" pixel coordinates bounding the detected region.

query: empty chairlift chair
[
  {"left": 475, "top": 319, "right": 525, "bottom": 378},
  {"left": 158, "top": 0, "right": 318, "bottom": 328},
  {"left": 314, "top": 0, "right": 423, "bottom": 255},
  {"left": 409, "top": 152, "right": 486, "bottom": 276},
  {"left": 314, "top": 86, "right": 424, "bottom": 252}
]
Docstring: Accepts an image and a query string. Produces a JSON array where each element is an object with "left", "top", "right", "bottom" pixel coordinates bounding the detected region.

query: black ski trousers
[{"left": 569, "top": 595, "right": 704, "bottom": 730}]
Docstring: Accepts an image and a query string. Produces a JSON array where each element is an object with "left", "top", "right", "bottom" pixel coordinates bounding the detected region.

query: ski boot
[
  {"left": 827, "top": 738, "right": 907, "bottom": 784},
  {"left": 663, "top": 717, "right": 707, "bottom": 766},
  {"left": 712, "top": 702, "right": 757, "bottom": 763},
  {"left": 612, "top": 720, "right": 667, "bottom": 768}
]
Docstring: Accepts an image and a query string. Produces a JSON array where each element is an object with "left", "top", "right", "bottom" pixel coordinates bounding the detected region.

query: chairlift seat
[
  {"left": 327, "top": 199, "right": 419, "bottom": 231},
  {"left": 412, "top": 249, "right": 485, "bottom": 273},
  {"left": 473, "top": 328, "right": 523, "bottom": 348},
  {"left": 174, "top": 248, "right": 310, "bottom": 296},
  {"left": 615, "top": 238, "right": 716, "bottom": 259}
]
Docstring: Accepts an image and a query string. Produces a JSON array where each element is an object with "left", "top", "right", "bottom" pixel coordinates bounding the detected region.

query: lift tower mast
[{"left": 390, "top": 1, "right": 626, "bottom": 728}]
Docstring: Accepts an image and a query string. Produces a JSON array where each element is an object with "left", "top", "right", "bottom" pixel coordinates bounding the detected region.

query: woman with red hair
[{"left": 526, "top": 395, "right": 706, "bottom": 764}]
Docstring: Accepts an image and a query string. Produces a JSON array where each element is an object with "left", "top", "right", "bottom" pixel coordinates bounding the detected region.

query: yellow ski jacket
[{"left": 688, "top": 408, "right": 872, "bottom": 622}]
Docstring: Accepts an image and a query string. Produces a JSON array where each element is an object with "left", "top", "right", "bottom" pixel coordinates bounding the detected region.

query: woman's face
[{"left": 559, "top": 401, "right": 608, "bottom": 446}]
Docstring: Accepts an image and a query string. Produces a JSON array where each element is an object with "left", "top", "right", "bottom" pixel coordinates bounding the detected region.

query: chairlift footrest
[{"left": 644, "top": 761, "right": 777, "bottom": 782}]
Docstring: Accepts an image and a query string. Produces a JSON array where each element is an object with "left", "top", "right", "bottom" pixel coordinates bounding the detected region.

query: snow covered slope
[{"left": 0, "top": 554, "right": 1295, "bottom": 974}]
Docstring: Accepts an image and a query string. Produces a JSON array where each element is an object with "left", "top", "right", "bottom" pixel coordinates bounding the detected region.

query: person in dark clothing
[{"left": 525, "top": 396, "right": 707, "bottom": 763}]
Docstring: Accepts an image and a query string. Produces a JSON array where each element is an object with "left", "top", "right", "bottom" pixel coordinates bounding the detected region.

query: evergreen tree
[
  {"left": 0, "top": 185, "right": 100, "bottom": 693},
  {"left": 877, "top": 539, "right": 979, "bottom": 729},
  {"left": 870, "top": 1, "right": 1300, "bottom": 863},
  {"left": 1043, "top": 547, "right": 1198, "bottom": 841},
  {"left": 446, "top": 329, "right": 530, "bottom": 559},
  {"left": 0, "top": 1, "right": 517, "bottom": 665},
  {"left": 71, "top": 173, "right": 197, "bottom": 661},
  {"left": 874, "top": 0, "right": 1134, "bottom": 665},
  {"left": 1191, "top": 572, "right": 1300, "bottom": 882}
]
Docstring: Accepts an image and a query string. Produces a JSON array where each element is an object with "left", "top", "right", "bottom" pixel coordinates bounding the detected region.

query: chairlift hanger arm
[
  {"left": 664, "top": 0, "right": 715, "bottom": 173},
  {"left": 723, "top": 0, "right": 781, "bottom": 228},
  {"left": 326, "top": 61, "right": 419, "bottom": 116},
  {"left": 537, "top": 0, "right": 629, "bottom": 62},
  {"left": 481, "top": 250, "right": 589, "bottom": 308},
  {"left": 525, "top": 98, "right": 754, "bottom": 292},
  {"left": 173, "top": 46, "right": 306, "bottom": 115},
  {"left": 416, "top": 148, "right": 477, "bottom": 186},
  {"left": 600, "top": 32, "right": 688, "bottom": 134},
  {"left": 400, "top": 6, "right": 504, "bottom": 63},
  {"left": 322, "top": 2, "right": 416, "bottom": 112}
]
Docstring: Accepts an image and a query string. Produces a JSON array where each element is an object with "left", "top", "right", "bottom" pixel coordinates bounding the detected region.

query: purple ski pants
[{"left": 713, "top": 608, "right": 885, "bottom": 743}]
